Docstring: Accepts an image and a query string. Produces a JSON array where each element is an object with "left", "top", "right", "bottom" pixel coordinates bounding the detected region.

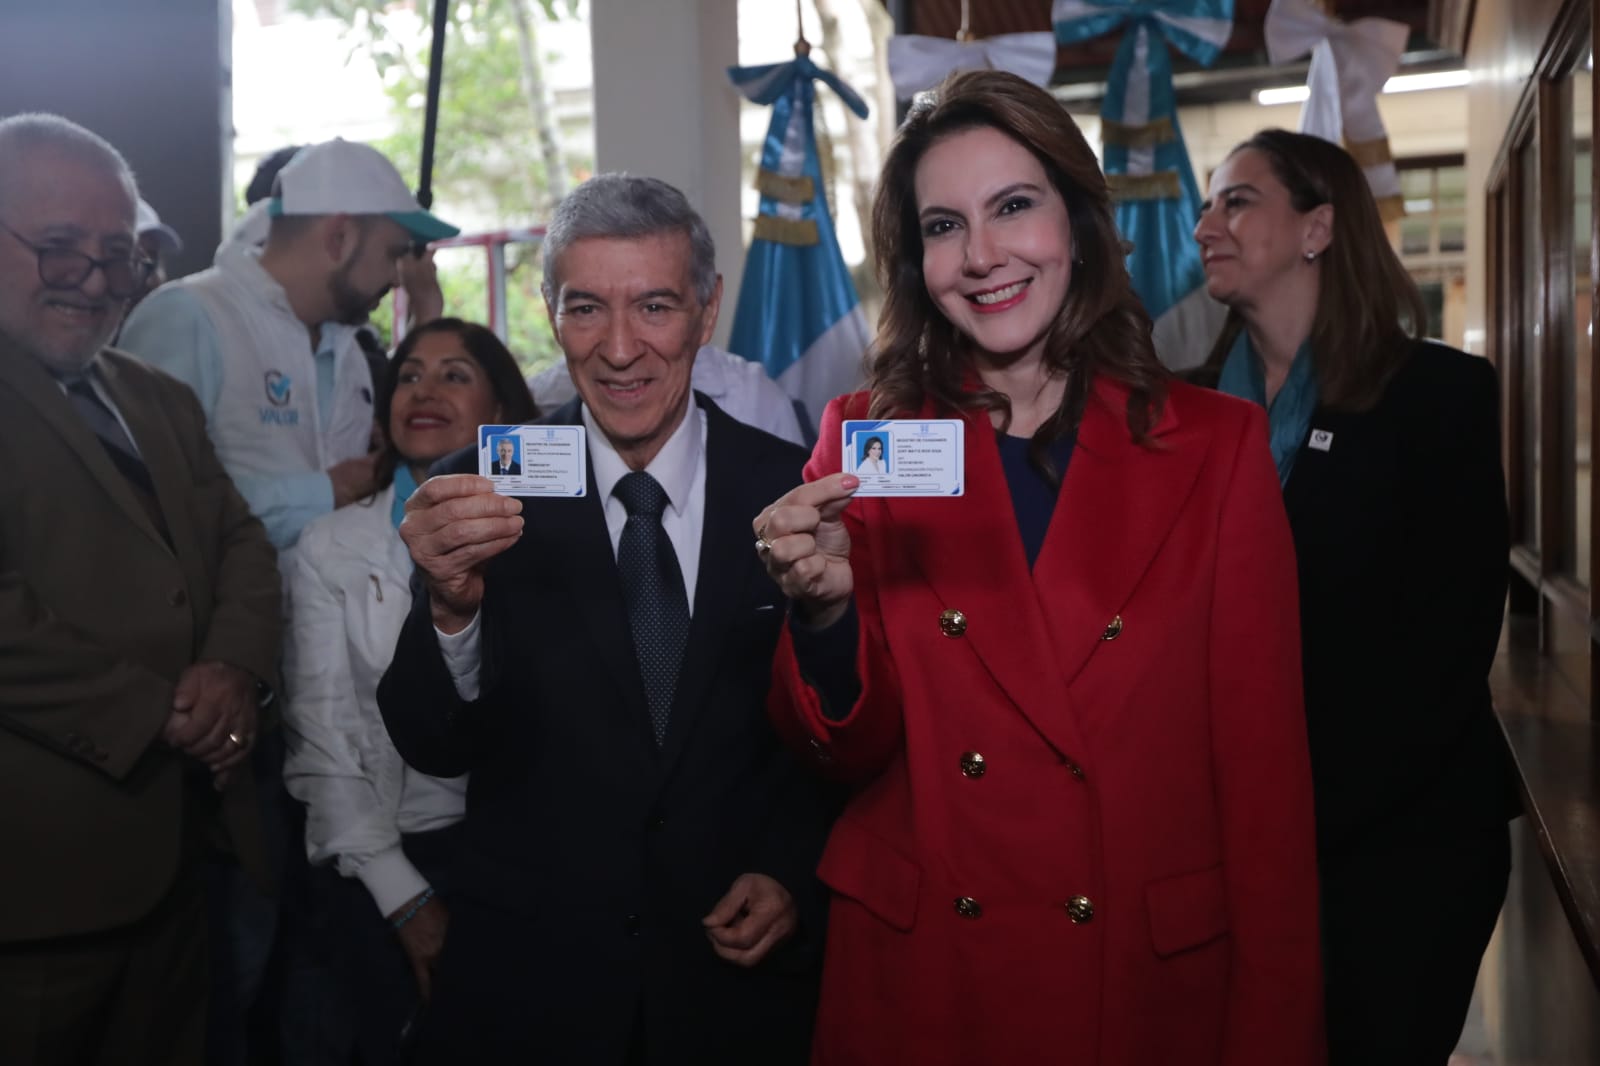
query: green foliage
[{"left": 287, "top": 0, "right": 582, "bottom": 374}]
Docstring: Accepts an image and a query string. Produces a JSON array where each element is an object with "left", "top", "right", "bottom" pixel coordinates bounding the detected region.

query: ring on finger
[
  {"left": 754, "top": 518, "right": 774, "bottom": 555},
  {"left": 227, "top": 732, "right": 246, "bottom": 748}
]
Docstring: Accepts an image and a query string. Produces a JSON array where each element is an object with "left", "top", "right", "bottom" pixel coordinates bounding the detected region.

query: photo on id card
[
  {"left": 841, "top": 419, "right": 964, "bottom": 497},
  {"left": 477, "top": 424, "right": 587, "bottom": 496}
]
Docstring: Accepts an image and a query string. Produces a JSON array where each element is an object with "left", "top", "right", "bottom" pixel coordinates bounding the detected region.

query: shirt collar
[
  {"left": 50, "top": 355, "right": 104, "bottom": 389},
  {"left": 582, "top": 394, "right": 703, "bottom": 517},
  {"left": 390, "top": 465, "right": 420, "bottom": 530}
]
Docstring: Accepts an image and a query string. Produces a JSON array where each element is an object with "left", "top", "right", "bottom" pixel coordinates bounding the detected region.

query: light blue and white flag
[
  {"left": 1054, "top": 1, "right": 1233, "bottom": 327},
  {"left": 727, "top": 53, "right": 872, "bottom": 431}
]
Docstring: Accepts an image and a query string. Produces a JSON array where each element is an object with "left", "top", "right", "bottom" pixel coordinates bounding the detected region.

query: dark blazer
[
  {"left": 1275, "top": 341, "right": 1518, "bottom": 856},
  {"left": 491, "top": 460, "right": 520, "bottom": 476},
  {"left": 0, "top": 346, "right": 281, "bottom": 942},
  {"left": 378, "top": 394, "right": 833, "bottom": 1065}
]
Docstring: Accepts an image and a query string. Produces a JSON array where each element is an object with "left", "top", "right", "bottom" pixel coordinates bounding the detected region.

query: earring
[{"left": 1303, "top": 249, "right": 1319, "bottom": 262}]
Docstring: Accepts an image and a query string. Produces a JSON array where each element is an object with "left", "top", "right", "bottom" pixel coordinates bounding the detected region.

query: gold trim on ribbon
[
  {"left": 753, "top": 214, "right": 819, "bottom": 246},
  {"left": 1106, "top": 171, "right": 1181, "bottom": 202},
  {"left": 756, "top": 168, "right": 815, "bottom": 205},
  {"left": 1344, "top": 136, "right": 1394, "bottom": 169},
  {"left": 1374, "top": 193, "right": 1406, "bottom": 222},
  {"left": 1100, "top": 117, "right": 1176, "bottom": 149}
]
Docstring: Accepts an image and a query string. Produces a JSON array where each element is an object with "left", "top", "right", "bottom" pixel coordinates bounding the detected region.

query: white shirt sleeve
[{"left": 436, "top": 611, "right": 483, "bottom": 701}]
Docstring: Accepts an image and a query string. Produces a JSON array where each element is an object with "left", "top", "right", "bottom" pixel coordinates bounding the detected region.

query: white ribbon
[
  {"left": 1264, "top": 0, "right": 1407, "bottom": 205},
  {"left": 887, "top": 32, "right": 1057, "bottom": 100}
]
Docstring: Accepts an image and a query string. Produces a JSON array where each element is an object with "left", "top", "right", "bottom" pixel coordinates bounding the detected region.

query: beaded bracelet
[{"left": 391, "top": 887, "right": 436, "bottom": 930}]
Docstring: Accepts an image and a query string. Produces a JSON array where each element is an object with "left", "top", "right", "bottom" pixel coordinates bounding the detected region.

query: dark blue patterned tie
[{"left": 613, "top": 471, "right": 690, "bottom": 745}]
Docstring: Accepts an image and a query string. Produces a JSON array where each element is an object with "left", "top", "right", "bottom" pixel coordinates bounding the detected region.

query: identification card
[
  {"left": 478, "top": 424, "right": 587, "bottom": 496},
  {"left": 842, "top": 419, "right": 965, "bottom": 497}
]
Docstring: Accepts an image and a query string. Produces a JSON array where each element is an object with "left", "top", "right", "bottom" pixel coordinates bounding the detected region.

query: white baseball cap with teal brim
[{"left": 267, "top": 138, "right": 460, "bottom": 243}]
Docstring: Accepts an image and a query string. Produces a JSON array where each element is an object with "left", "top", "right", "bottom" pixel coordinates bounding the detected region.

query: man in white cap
[
  {"left": 130, "top": 197, "right": 182, "bottom": 312},
  {"left": 118, "top": 138, "right": 458, "bottom": 1066},
  {"left": 121, "top": 138, "right": 460, "bottom": 552}
]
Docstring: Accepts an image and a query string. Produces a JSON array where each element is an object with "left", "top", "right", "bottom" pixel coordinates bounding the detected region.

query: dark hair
[
  {"left": 248, "top": 144, "right": 305, "bottom": 205},
  {"left": 1201, "top": 129, "right": 1426, "bottom": 411},
  {"left": 373, "top": 318, "right": 539, "bottom": 491},
  {"left": 868, "top": 69, "right": 1167, "bottom": 467}
]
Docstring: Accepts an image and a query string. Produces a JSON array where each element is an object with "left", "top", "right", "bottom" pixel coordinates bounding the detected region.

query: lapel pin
[{"left": 1309, "top": 429, "right": 1334, "bottom": 452}]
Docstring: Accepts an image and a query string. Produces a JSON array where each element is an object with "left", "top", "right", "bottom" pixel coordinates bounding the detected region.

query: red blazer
[{"left": 771, "top": 379, "right": 1326, "bottom": 1066}]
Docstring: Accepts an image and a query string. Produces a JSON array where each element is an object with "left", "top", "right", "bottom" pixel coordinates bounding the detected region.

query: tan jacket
[{"left": 0, "top": 345, "right": 281, "bottom": 942}]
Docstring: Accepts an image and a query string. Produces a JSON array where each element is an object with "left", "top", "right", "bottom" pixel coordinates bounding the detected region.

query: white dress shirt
[{"left": 439, "top": 402, "right": 710, "bottom": 700}]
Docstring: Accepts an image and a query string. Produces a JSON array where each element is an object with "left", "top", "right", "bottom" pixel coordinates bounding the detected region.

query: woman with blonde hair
[{"left": 753, "top": 70, "right": 1326, "bottom": 1065}]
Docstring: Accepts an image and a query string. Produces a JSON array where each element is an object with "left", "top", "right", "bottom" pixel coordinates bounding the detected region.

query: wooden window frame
[{"left": 1489, "top": 0, "right": 1598, "bottom": 718}]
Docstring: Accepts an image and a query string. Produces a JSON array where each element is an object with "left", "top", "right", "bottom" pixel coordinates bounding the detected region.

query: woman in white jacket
[{"left": 284, "top": 318, "right": 536, "bottom": 1064}]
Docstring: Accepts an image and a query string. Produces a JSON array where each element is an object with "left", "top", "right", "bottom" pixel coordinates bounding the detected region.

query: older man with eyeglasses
[{"left": 0, "top": 113, "right": 281, "bottom": 1066}]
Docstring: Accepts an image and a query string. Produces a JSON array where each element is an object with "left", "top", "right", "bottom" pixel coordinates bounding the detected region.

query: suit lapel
[
  {"left": 656, "top": 402, "right": 758, "bottom": 778},
  {"left": 884, "top": 403, "right": 1088, "bottom": 758},
  {"left": 885, "top": 380, "right": 1203, "bottom": 757},
  {"left": 97, "top": 356, "right": 195, "bottom": 561},
  {"left": 0, "top": 350, "right": 171, "bottom": 555},
  {"left": 531, "top": 405, "right": 656, "bottom": 760},
  {"left": 1031, "top": 382, "right": 1204, "bottom": 689}
]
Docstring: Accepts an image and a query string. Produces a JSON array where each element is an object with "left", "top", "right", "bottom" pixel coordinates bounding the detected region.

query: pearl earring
[{"left": 1303, "top": 249, "right": 1318, "bottom": 262}]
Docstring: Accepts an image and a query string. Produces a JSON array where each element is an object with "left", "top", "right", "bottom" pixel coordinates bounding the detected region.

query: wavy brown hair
[
  {"left": 1200, "top": 129, "right": 1426, "bottom": 410},
  {"left": 868, "top": 69, "right": 1167, "bottom": 456}
]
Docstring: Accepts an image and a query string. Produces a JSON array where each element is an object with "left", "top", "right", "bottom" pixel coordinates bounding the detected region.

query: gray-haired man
[
  {"left": 0, "top": 113, "right": 279, "bottom": 1066},
  {"left": 377, "top": 174, "right": 833, "bottom": 1064}
]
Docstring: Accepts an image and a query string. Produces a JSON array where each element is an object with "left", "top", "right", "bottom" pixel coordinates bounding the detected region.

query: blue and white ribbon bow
[
  {"left": 1265, "top": 0, "right": 1409, "bottom": 220},
  {"left": 1053, "top": 0, "right": 1234, "bottom": 319},
  {"left": 725, "top": 53, "right": 872, "bottom": 432}
]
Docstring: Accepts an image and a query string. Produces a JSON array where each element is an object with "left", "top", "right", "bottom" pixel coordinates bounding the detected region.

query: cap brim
[
  {"left": 140, "top": 224, "right": 184, "bottom": 253},
  {"left": 387, "top": 210, "right": 460, "bottom": 242}
]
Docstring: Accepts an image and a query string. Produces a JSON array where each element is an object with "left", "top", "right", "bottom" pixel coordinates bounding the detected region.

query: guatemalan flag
[
  {"left": 727, "top": 51, "right": 872, "bottom": 431},
  {"left": 1054, "top": 1, "right": 1235, "bottom": 368}
]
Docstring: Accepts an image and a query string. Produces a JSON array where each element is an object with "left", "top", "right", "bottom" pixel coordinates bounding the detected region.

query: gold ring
[
  {"left": 227, "top": 732, "right": 245, "bottom": 747},
  {"left": 755, "top": 519, "right": 774, "bottom": 554}
]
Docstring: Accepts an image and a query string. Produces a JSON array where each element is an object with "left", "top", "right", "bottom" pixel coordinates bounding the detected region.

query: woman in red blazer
[{"left": 753, "top": 71, "right": 1325, "bottom": 1065}]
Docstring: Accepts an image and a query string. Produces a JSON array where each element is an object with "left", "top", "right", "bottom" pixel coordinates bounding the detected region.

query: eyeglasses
[{"left": 0, "top": 218, "right": 155, "bottom": 300}]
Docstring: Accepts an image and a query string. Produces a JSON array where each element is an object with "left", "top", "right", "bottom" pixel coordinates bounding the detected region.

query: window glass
[
  {"left": 1520, "top": 137, "right": 1542, "bottom": 553},
  {"left": 1565, "top": 56, "right": 1592, "bottom": 584}
]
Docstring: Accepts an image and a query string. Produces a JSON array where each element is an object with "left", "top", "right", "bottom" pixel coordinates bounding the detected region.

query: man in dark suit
[
  {"left": 378, "top": 174, "right": 832, "bottom": 1064},
  {"left": 0, "top": 115, "right": 281, "bottom": 1066},
  {"left": 490, "top": 435, "right": 520, "bottom": 475}
]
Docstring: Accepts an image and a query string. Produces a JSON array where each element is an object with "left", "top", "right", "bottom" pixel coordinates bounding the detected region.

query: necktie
[
  {"left": 63, "top": 375, "right": 169, "bottom": 538},
  {"left": 613, "top": 471, "right": 690, "bottom": 746}
]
